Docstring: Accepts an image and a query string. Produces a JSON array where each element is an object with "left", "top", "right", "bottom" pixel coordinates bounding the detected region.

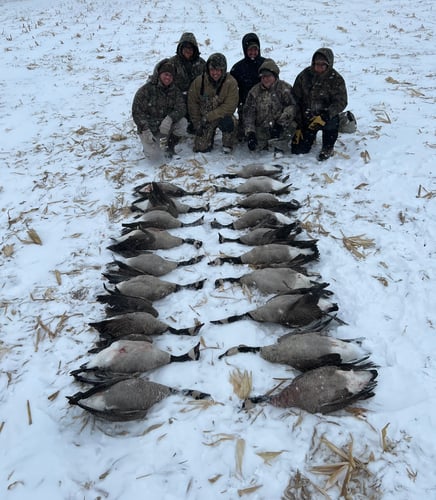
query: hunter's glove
[
  {"left": 292, "top": 129, "right": 304, "bottom": 145},
  {"left": 247, "top": 132, "right": 258, "bottom": 151},
  {"left": 159, "top": 115, "right": 173, "bottom": 135},
  {"left": 308, "top": 115, "right": 326, "bottom": 131},
  {"left": 219, "top": 115, "right": 234, "bottom": 133}
]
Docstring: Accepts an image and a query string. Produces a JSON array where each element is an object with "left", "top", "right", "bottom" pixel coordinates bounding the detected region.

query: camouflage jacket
[
  {"left": 187, "top": 72, "right": 239, "bottom": 129},
  {"left": 169, "top": 32, "right": 206, "bottom": 94},
  {"left": 132, "top": 59, "right": 186, "bottom": 134},
  {"left": 292, "top": 47, "right": 348, "bottom": 126},
  {"left": 243, "top": 79, "right": 296, "bottom": 134}
]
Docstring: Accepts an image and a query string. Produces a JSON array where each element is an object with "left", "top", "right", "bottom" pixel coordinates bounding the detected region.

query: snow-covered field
[{"left": 1, "top": 0, "right": 435, "bottom": 498}]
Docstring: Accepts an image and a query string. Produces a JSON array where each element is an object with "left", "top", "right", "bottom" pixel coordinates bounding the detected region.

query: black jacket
[{"left": 230, "top": 33, "right": 266, "bottom": 106}]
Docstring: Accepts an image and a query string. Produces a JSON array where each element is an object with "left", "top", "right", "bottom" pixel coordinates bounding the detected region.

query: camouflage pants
[
  {"left": 139, "top": 117, "right": 188, "bottom": 158},
  {"left": 255, "top": 122, "right": 297, "bottom": 151},
  {"left": 193, "top": 116, "right": 238, "bottom": 153}
]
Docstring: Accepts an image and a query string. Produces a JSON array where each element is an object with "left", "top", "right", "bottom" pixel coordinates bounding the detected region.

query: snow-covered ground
[{"left": 1, "top": 0, "right": 435, "bottom": 498}]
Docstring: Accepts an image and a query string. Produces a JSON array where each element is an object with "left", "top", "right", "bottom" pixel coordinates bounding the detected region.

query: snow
[{"left": 1, "top": 0, "right": 435, "bottom": 498}]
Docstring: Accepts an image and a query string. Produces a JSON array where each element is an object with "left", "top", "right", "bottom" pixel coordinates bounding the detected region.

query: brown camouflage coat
[
  {"left": 292, "top": 48, "right": 348, "bottom": 126},
  {"left": 168, "top": 32, "right": 206, "bottom": 94},
  {"left": 187, "top": 57, "right": 239, "bottom": 131},
  {"left": 132, "top": 59, "right": 186, "bottom": 134}
]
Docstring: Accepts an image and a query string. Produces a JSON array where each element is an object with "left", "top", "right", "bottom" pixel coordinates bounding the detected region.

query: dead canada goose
[
  {"left": 214, "top": 176, "right": 292, "bottom": 195},
  {"left": 107, "top": 228, "right": 202, "bottom": 257},
  {"left": 214, "top": 192, "right": 301, "bottom": 213},
  {"left": 133, "top": 181, "right": 207, "bottom": 199},
  {"left": 219, "top": 332, "right": 372, "bottom": 371},
  {"left": 96, "top": 293, "right": 159, "bottom": 317},
  {"left": 215, "top": 163, "right": 283, "bottom": 179},
  {"left": 88, "top": 333, "right": 154, "bottom": 350},
  {"left": 122, "top": 211, "right": 204, "bottom": 231},
  {"left": 131, "top": 197, "right": 209, "bottom": 216},
  {"left": 243, "top": 365, "right": 378, "bottom": 414},
  {"left": 130, "top": 182, "right": 209, "bottom": 216},
  {"left": 101, "top": 276, "right": 206, "bottom": 303},
  {"left": 217, "top": 224, "right": 302, "bottom": 246},
  {"left": 67, "top": 377, "right": 211, "bottom": 421},
  {"left": 89, "top": 312, "right": 203, "bottom": 343},
  {"left": 103, "top": 254, "right": 205, "bottom": 281},
  {"left": 215, "top": 267, "right": 329, "bottom": 295},
  {"left": 211, "top": 208, "right": 295, "bottom": 231},
  {"left": 211, "top": 291, "right": 338, "bottom": 329},
  {"left": 208, "top": 242, "right": 319, "bottom": 268},
  {"left": 70, "top": 340, "right": 201, "bottom": 384}
]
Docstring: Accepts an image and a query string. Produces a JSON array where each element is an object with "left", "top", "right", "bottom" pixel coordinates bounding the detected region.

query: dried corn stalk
[
  {"left": 229, "top": 368, "right": 252, "bottom": 400},
  {"left": 235, "top": 438, "right": 245, "bottom": 477},
  {"left": 237, "top": 484, "right": 262, "bottom": 496},
  {"left": 256, "top": 450, "right": 285, "bottom": 465},
  {"left": 340, "top": 232, "right": 375, "bottom": 259},
  {"left": 26, "top": 228, "right": 42, "bottom": 245},
  {"left": 310, "top": 436, "right": 371, "bottom": 497}
]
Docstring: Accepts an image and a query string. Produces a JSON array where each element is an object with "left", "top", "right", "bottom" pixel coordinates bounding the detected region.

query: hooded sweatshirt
[
  {"left": 169, "top": 32, "right": 206, "bottom": 94},
  {"left": 292, "top": 47, "right": 348, "bottom": 125},
  {"left": 230, "top": 33, "right": 266, "bottom": 106}
]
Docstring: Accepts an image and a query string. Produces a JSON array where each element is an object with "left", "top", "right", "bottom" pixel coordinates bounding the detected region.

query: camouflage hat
[
  {"left": 258, "top": 58, "right": 280, "bottom": 77},
  {"left": 208, "top": 53, "right": 227, "bottom": 70},
  {"left": 159, "top": 62, "right": 175, "bottom": 76}
]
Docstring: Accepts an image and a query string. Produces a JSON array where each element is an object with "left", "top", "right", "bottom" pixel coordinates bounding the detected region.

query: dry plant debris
[
  {"left": 310, "top": 436, "right": 374, "bottom": 498},
  {"left": 237, "top": 484, "right": 262, "bottom": 496},
  {"left": 360, "top": 150, "right": 371, "bottom": 163},
  {"left": 282, "top": 469, "right": 328, "bottom": 499},
  {"left": 416, "top": 184, "right": 436, "bottom": 199},
  {"left": 338, "top": 231, "right": 376, "bottom": 259},
  {"left": 18, "top": 228, "right": 42, "bottom": 245},
  {"left": 2, "top": 244, "right": 15, "bottom": 257},
  {"left": 235, "top": 438, "right": 245, "bottom": 477},
  {"left": 256, "top": 450, "right": 286, "bottom": 465},
  {"left": 375, "top": 110, "right": 391, "bottom": 124},
  {"left": 203, "top": 433, "right": 237, "bottom": 447},
  {"left": 229, "top": 368, "right": 253, "bottom": 400},
  {"left": 180, "top": 399, "right": 222, "bottom": 412}
]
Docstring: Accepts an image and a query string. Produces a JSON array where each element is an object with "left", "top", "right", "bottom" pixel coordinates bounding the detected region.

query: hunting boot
[
  {"left": 166, "top": 134, "right": 179, "bottom": 158},
  {"left": 318, "top": 118, "right": 339, "bottom": 161}
]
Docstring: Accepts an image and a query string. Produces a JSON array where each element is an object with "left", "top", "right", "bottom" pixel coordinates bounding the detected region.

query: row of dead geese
[{"left": 67, "top": 163, "right": 378, "bottom": 421}]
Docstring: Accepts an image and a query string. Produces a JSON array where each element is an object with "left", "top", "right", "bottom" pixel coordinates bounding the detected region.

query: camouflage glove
[
  {"left": 308, "top": 115, "right": 326, "bottom": 131},
  {"left": 247, "top": 132, "right": 257, "bottom": 151},
  {"left": 141, "top": 129, "right": 156, "bottom": 144},
  {"left": 293, "top": 129, "right": 303, "bottom": 144},
  {"left": 159, "top": 115, "right": 173, "bottom": 135}
]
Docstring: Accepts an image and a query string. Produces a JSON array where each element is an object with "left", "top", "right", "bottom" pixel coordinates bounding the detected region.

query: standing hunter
[
  {"left": 291, "top": 47, "right": 348, "bottom": 161},
  {"left": 188, "top": 53, "right": 239, "bottom": 154},
  {"left": 230, "top": 32, "right": 266, "bottom": 139},
  {"left": 132, "top": 59, "right": 187, "bottom": 159},
  {"left": 169, "top": 32, "right": 206, "bottom": 133}
]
